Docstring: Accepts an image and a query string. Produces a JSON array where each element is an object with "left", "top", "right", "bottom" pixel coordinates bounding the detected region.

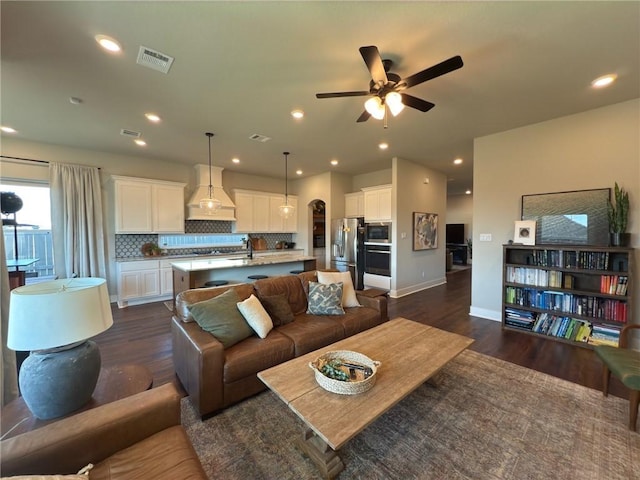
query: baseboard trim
[{"left": 469, "top": 306, "right": 501, "bottom": 322}]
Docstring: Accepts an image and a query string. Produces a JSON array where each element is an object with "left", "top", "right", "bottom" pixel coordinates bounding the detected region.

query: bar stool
[
  {"left": 203, "top": 280, "right": 229, "bottom": 287},
  {"left": 289, "top": 270, "right": 303, "bottom": 274},
  {"left": 247, "top": 274, "right": 268, "bottom": 281}
]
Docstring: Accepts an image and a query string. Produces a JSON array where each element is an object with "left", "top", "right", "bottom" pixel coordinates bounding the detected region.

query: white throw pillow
[
  {"left": 237, "top": 294, "right": 273, "bottom": 338},
  {"left": 317, "top": 271, "right": 361, "bottom": 308}
]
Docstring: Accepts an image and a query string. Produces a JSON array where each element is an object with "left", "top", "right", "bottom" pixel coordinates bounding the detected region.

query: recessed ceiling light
[
  {"left": 296, "top": 170, "right": 303, "bottom": 175},
  {"left": 330, "top": 159, "right": 339, "bottom": 166},
  {"left": 95, "top": 34, "right": 122, "bottom": 53},
  {"left": 379, "top": 142, "right": 389, "bottom": 150},
  {"left": 145, "top": 113, "right": 161, "bottom": 123},
  {"left": 591, "top": 74, "right": 617, "bottom": 88},
  {"left": 453, "top": 158, "right": 463, "bottom": 165},
  {"left": 1, "top": 126, "right": 17, "bottom": 133},
  {"left": 465, "top": 190, "right": 472, "bottom": 195},
  {"left": 134, "top": 139, "right": 146, "bottom": 146},
  {"left": 69, "top": 97, "right": 83, "bottom": 105},
  {"left": 291, "top": 109, "right": 304, "bottom": 119},
  {"left": 232, "top": 158, "right": 240, "bottom": 164}
]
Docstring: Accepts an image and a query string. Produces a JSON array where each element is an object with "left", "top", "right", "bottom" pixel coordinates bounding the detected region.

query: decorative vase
[{"left": 610, "top": 232, "right": 630, "bottom": 247}]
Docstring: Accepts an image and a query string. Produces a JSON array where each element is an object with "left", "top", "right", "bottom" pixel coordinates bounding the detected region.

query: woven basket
[{"left": 309, "top": 350, "right": 381, "bottom": 395}]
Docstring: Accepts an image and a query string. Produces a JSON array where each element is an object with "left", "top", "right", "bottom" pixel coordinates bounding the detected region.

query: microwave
[{"left": 365, "top": 222, "right": 391, "bottom": 243}]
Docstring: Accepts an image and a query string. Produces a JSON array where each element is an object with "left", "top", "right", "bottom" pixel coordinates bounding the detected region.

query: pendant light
[
  {"left": 278, "top": 151, "right": 294, "bottom": 219},
  {"left": 199, "top": 132, "right": 222, "bottom": 214}
]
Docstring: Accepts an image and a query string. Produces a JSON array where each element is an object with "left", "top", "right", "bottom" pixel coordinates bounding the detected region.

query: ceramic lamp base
[{"left": 19, "top": 340, "right": 101, "bottom": 420}]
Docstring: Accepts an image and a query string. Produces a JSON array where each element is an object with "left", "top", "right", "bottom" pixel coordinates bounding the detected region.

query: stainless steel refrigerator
[{"left": 330, "top": 217, "right": 365, "bottom": 290}]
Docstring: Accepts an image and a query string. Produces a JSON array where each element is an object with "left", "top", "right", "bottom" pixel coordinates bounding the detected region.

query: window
[{"left": 1, "top": 183, "right": 54, "bottom": 281}]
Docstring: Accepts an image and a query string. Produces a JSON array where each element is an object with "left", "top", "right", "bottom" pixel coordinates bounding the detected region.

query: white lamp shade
[
  {"left": 8, "top": 278, "right": 114, "bottom": 351},
  {"left": 364, "top": 97, "right": 385, "bottom": 120},
  {"left": 386, "top": 92, "right": 404, "bottom": 116}
]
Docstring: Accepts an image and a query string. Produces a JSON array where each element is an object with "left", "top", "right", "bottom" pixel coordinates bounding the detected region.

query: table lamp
[{"left": 7, "top": 278, "right": 114, "bottom": 420}]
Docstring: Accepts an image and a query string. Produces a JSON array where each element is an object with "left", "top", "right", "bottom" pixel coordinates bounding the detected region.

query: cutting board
[{"left": 251, "top": 237, "right": 268, "bottom": 250}]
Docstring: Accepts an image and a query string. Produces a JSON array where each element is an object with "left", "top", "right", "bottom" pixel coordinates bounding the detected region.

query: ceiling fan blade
[
  {"left": 356, "top": 111, "right": 371, "bottom": 123},
  {"left": 401, "top": 94, "right": 435, "bottom": 112},
  {"left": 401, "top": 55, "right": 464, "bottom": 89},
  {"left": 359, "top": 45, "right": 388, "bottom": 85},
  {"left": 316, "top": 91, "right": 370, "bottom": 99}
]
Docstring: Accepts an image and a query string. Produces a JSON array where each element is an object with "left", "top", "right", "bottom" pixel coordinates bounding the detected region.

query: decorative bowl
[{"left": 309, "top": 350, "right": 380, "bottom": 395}]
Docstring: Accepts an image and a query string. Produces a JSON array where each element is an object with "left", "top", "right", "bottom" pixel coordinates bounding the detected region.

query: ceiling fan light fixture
[
  {"left": 200, "top": 132, "right": 222, "bottom": 215},
  {"left": 279, "top": 151, "right": 295, "bottom": 219},
  {"left": 364, "top": 97, "right": 385, "bottom": 120},
  {"left": 386, "top": 92, "right": 404, "bottom": 116}
]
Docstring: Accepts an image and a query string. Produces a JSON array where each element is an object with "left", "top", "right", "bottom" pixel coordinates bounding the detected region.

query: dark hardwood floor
[{"left": 94, "top": 267, "right": 627, "bottom": 399}]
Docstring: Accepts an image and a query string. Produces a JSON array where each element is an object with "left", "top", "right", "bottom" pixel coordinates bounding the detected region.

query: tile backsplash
[{"left": 115, "top": 220, "right": 294, "bottom": 258}]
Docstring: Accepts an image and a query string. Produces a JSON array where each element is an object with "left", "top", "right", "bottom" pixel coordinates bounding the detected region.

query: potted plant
[{"left": 607, "top": 182, "right": 630, "bottom": 246}]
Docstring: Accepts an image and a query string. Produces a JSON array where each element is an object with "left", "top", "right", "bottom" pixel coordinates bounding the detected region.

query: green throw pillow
[
  {"left": 260, "top": 294, "right": 295, "bottom": 326},
  {"left": 307, "top": 281, "right": 345, "bottom": 315},
  {"left": 187, "top": 289, "right": 254, "bottom": 348}
]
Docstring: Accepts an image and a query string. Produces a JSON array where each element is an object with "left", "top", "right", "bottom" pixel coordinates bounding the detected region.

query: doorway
[{"left": 311, "top": 200, "right": 325, "bottom": 269}]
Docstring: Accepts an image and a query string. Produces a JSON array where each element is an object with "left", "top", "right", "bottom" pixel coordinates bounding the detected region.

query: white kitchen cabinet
[
  {"left": 160, "top": 259, "right": 175, "bottom": 296},
  {"left": 234, "top": 189, "right": 297, "bottom": 233},
  {"left": 117, "top": 260, "right": 161, "bottom": 307},
  {"left": 345, "top": 191, "right": 364, "bottom": 218},
  {"left": 363, "top": 185, "right": 392, "bottom": 222},
  {"left": 113, "top": 176, "right": 185, "bottom": 234}
]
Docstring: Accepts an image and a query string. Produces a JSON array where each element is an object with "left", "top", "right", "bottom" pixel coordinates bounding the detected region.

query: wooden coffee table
[{"left": 258, "top": 317, "right": 474, "bottom": 479}]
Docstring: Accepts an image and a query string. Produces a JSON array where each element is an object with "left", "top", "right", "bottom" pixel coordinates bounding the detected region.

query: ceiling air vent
[
  {"left": 136, "top": 46, "right": 174, "bottom": 74},
  {"left": 120, "top": 128, "right": 141, "bottom": 138},
  {"left": 249, "top": 133, "right": 271, "bottom": 143}
]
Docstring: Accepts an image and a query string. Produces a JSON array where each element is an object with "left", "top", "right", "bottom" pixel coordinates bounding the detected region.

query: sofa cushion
[
  {"left": 223, "top": 331, "right": 296, "bottom": 383},
  {"left": 307, "top": 282, "right": 345, "bottom": 315},
  {"left": 254, "top": 275, "right": 308, "bottom": 315},
  {"left": 175, "top": 283, "right": 255, "bottom": 323},
  {"left": 237, "top": 294, "right": 273, "bottom": 339},
  {"left": 277, "top": 314, "right": 344, "bottom": 356},
  {"left": 333, "top": 306, "right": 382, "bottom": 337},
  {"left": 187, "top": 289, "right": 254, "bottom": 348},
  {"left": 317, "top": 271, "right": 361, "bottom": 307},
  {"left": 89, "top": 425, "right": 205, "bottom": 480},
  {"left": 259, "top": 294, "right": 295, "bottom": 326}
]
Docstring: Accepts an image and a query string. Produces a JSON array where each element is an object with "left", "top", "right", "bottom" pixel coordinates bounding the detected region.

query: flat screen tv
[{"left": 446, "top": 223, "right": 465, "bottom": 245}]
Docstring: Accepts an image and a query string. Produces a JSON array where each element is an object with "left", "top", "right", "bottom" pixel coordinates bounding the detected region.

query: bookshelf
[{"left": 502, "top": 244, "right": 634, "bottom": 348}]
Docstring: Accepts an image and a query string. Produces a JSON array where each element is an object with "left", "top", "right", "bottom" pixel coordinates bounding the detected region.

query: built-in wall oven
[{"left": 364, "top": 242, "right": 391, "bottom": 277}]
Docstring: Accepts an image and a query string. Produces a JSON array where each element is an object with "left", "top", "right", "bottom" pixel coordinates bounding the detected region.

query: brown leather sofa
[
  {"left": 172, "top": 271, "right": 388, "bottom": 418},
  {"left": 0, "top": 383, "right": 207, "bottom": 479}
]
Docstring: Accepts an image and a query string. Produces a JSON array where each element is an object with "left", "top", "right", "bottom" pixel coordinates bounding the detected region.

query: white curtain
[
  {"left": 1, "top": 235, "right": 19, "bottom": 407},
  {"left": 50, "top": 163, "right": 107, "bottom": 279}
]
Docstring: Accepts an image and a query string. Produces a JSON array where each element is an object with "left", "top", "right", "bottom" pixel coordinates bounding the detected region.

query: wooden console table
[{"left": 1, "top": 364, "right": 153, "bottom": 440}]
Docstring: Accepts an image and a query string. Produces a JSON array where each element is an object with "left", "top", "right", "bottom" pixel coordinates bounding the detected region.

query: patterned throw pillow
[
  {"left": 306, "top": 282, "right": 345, "bottom": 315},
  {"left": 317, "top": 271, "right": 361, "bottom": 308}
]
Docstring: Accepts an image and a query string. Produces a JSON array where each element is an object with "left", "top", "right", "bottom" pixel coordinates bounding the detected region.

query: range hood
[{"left": 187, "top": 165, "right": 236, "bottom": 221}]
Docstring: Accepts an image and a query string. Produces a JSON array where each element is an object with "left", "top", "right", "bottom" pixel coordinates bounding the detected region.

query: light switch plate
[{"left": 479, "top": 233, "right": 492, "bottom": 241}]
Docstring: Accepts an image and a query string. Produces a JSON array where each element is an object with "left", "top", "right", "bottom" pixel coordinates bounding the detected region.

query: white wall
[
  {"left": 471, "top": 99, "right": 640, "bottom": 325},
  {"left": 393, "top": 157, "right": 447, "bottom": 297}
]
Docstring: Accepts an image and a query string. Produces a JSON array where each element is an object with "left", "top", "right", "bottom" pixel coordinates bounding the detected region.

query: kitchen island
[{"left": 171, "top": 252, "right": 317, "bottom": 298}]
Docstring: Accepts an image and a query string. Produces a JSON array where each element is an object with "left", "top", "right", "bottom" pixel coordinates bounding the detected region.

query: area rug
[{"left": 181, "top": 350, "right": 639, "bottom": 479}]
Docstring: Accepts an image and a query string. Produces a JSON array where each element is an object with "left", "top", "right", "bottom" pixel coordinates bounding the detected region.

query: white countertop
[
  {"left": 171, "top": 253, "right": 316, "bottom": 272},
  {"left": 116, "top": 249, "right": 303, "bottom": 263}
]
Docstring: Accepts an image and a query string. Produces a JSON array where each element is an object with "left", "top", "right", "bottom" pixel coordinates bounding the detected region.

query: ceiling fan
[{"left": 316, "top": 46, "right": 463, "bottom": 122}]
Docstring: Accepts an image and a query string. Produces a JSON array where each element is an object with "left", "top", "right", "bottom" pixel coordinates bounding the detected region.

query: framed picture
[
  {"left": 521, "top": 188, "right": 610, "bottom": 246},
  {"left": 514, "top": 220, "right": 536, "bottom": 245},
  {"left": 413, "top": 212, "right": 438, "bottom": 250}
]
